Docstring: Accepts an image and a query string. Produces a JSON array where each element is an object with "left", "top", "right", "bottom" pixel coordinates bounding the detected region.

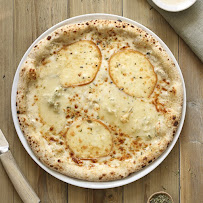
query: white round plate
[
  {"left": 152, "top": 0, "right": 196, "bottom": 12},
  {"left": 11, "top": 14, "right": 186, "bottom": 189}
]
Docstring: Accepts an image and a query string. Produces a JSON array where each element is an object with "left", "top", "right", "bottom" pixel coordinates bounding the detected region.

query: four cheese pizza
[{"left": 16, "top": 20, "right": 183, "bottom": 181}]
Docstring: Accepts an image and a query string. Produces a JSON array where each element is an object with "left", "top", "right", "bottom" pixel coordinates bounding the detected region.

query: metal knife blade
[{"left": 0, "top": 129, "right": 9, "bottom": 154}]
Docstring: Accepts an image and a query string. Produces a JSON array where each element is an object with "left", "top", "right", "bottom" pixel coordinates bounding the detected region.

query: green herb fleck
[{"left": 150, "top": 194, "right": 172, "bottom": 203}]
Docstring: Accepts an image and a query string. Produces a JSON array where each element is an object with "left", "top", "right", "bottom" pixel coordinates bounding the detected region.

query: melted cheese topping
[
  {"left": 66, "top": 119, "right": 112, "bottom": 159},
  {"left": 37, "top": 76, "right": 66, "bottom": 133},
  {"left": 109, "top": 50, "right": 157, "bottom": 97},
  {"left": 27, "top": 34, "right": 176, "bottom": 161},
  {"left": 57, "top": 40, "right": 101, "bottom": 87}
]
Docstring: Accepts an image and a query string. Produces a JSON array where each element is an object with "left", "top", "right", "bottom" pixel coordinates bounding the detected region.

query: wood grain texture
[
  {"left": 0, "top": 0, "right": 202, "bottom": 202},
  {"left": 69, "top": 0, "right": 122, "bottom": 16},
  {"left": 13, "top": 0, "right": 68, "bottom": 202},
  {"left": 179, "top": 39, "right": 203, "bottom": 203},
  {"left": 0, "top": 1, "right": 15, "bottom": 202}
]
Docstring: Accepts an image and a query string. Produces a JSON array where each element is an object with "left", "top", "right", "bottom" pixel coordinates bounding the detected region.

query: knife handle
[{"left": 0, "top": 150, "right": 40, "bottom": 203}]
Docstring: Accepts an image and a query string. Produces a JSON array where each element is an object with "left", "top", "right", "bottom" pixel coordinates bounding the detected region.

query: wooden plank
[
  {"left": 68, "top": 186, "right": 93, "bottom": 203},
  {"left": 13, "top": 1, "right": 68, "bottom": 202},
  {"left": 68, "top": 0, "right": 123, "bottom": 202},
  {"left": 69, "top": 0, "right": 122, "bottom": 17},
  {"left": 0, "top": 0, "right": 15, "bottom": 202},
  {"left": 179, "top": 39, "right": 203, "bottom": 203},
  {"left": 68, "top": 186, "right": 123, "bottom": 203},
  {"left": 123, "top": 143, "right": 180, "bottom": 203},
  {"left": 123, "top": 1, "right": 180, "bottom": 202}
]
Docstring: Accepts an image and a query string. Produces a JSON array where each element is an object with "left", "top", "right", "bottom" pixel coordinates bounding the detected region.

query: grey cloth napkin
[{"left": 147, "top": 0, "right": 203, "bottom": 62}]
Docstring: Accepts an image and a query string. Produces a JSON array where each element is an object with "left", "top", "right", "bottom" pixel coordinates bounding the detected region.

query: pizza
[{"left": 16, "top": 20, "right": 183, "bottom": 181}]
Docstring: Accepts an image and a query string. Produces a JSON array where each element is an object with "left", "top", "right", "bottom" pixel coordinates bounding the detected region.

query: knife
[{"left": 0, "top": 129, "right": 40, "bottom": 203}]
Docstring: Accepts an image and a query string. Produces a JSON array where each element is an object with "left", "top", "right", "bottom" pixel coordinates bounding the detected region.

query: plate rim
[
  {"left": 152, "top": 0, "right": 197, "bottom": 12},
  {"left": 11, "top": 13, "right": 186, "bottom": 189}
]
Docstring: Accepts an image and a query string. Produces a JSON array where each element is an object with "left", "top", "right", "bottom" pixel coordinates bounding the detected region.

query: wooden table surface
[{"left": 0, "top": 0, "right": 202, "bottom": 202}]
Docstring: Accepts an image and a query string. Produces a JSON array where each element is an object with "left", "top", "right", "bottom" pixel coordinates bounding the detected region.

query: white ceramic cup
[{"left": 152, "top": 0, "right": 197, "bottom": 12}]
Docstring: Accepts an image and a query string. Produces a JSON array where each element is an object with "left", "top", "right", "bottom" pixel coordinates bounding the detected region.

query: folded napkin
[{"left": 147, "top": 0, "right": 203, "bottom": 62}]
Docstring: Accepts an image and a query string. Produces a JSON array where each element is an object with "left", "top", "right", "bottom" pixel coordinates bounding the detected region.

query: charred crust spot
[
  {"left": 117, "top": 19, "right": 122, "bottom": 22},
  {"left": 17, "top": 110, "right": 20, "bottom": 114},
  {"left": 142, "top": 164, "right": 146, "bottom": 168},
  {"left": 99, "top": 176, "right": 103, "bottom": 180},
  {"left": 50, "top": 127, "right": 54, "bottom": 131},
  {"left": 58, "top": 159, "right": 61, "bottom": 163},
  {"left": 148, "top": 160, "right": 152, "bottom": 164},
  {"left": 47, "top": 36, "right": 51, "bottom": 40},
  {"left": 123, "top": 25, "right": 125, "bottom": 28},
  {"left": 49, "top": 137, "right": 57, "bottom": 142},
  {"left": 118, "top": 138, "right": 125, "bottom": 144},
  {"left": 72, "top": 157, "right": 80, "bottom": 164},
  {"left": 174, "top": 121, "right": 178, "bottom": 126},
  {"left": 131, "top": 25, "right": 135, "bottom": 28},
  {"left": 28, "top": 68, "right": 37, "bottom": 80},
  {"left": 91, "top": 159, "right": 97, "bottom": 163},
  {"left": 34, "top": 45, "right": 38, "bottom": 48},
  {"left": 173, "top": 116, "right": 176, "bottom": 120},
  {"left": 86, "top": 22, "right": 89, "bottom": 25}
]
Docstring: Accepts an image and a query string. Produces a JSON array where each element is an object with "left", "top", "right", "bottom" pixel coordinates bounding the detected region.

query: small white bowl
[
  {"left": 11, "top": 13, "right": 186, "bottom": 189},
  {"left": 152, "top": 0, "right": 197, "bottom": 12}
]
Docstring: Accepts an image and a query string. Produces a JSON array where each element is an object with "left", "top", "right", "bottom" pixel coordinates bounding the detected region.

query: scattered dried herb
[{"left": 150, "top": 194, "right": 172, "bottom": 203}]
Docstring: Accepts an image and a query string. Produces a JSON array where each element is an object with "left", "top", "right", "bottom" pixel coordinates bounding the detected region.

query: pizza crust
[{"left": 16, "top": 19, "right": 183, "bottom": 181}]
